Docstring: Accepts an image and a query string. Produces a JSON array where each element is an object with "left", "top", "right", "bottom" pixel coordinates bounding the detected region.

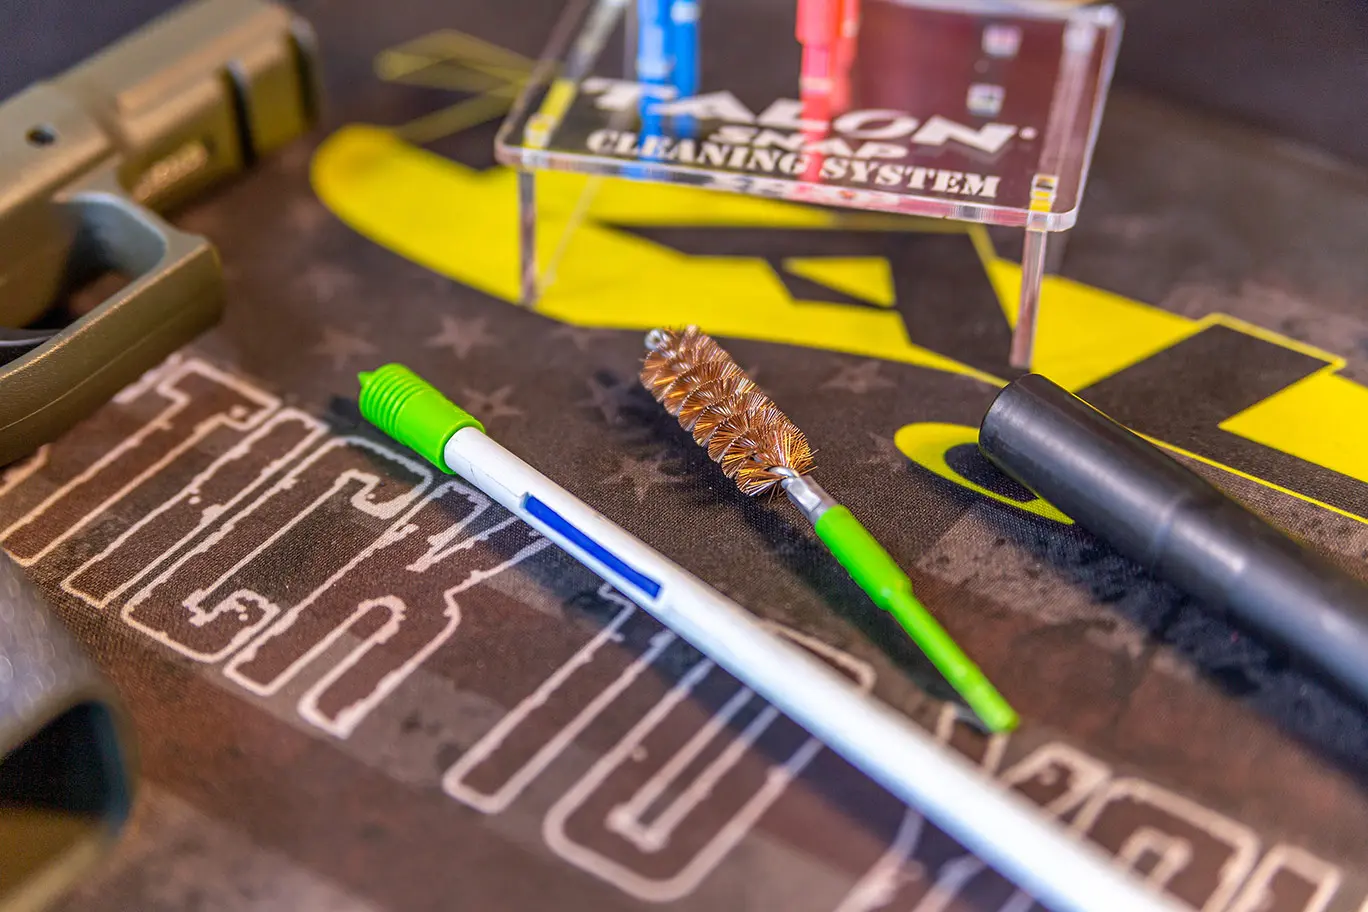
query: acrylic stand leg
[
  {"left": 518, "top": 169, "right": 537, "bottom": 306},
  {"left": 1010, "top": 228, "right": 1048, "bottom": 369}
]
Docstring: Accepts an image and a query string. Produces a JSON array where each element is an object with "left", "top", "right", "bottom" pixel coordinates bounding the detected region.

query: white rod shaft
[{"left": 445, "top": 428, "right": 1179, "bottom": 912}]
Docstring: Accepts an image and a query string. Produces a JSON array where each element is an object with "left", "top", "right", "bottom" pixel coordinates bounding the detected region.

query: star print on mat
[
  {"left": 288, "top": 198, "right": 333, "bottom": 234},
  {"left": 311, "top": 326, "right": 377, "bottom": 371},
  {"left": 551, "top": 324, "right": 614, "bottom": 353},
  {"left": 861, "top": 432, "right": 908, "bottom": 472},
  {"left": 823, "top": 360, "right": 894, "bottom": 394},
  {"left": 427, "top": 315, "right": 497, "bottom": 359},
  {"left": 602, "top": 454, "right": 681, "bottom": 502},
  {"left": 300, "top": 264, "right": 357, "bottom": 304},
  {"left": 461, "top": 385, "right": 522, "bottom": 420},
  {"left": 578, "top": 376, "right": 642, "bottom": 425}
]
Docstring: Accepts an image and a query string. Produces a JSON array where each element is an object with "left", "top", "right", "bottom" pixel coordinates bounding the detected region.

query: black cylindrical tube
[{"left": 979, "top": 373, "right": 1368, "bottom": 705}]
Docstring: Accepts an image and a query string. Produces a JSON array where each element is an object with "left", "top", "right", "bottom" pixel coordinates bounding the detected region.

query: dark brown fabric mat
[{"left": 6, "top": 1, "right": 1368, "bottom": 910}]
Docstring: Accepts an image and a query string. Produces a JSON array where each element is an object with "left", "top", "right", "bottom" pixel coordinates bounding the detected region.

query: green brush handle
[{"left": 814, "top": 506, "right": 1019, "bottom": 733}]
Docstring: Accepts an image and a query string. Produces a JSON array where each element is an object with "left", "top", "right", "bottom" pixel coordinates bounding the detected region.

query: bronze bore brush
[
  {"left": 642, "top": 327, "right": 814, "bottom": 494},
  {"left": 641, "top": 326, "right": 1018, "bottom": 732}
]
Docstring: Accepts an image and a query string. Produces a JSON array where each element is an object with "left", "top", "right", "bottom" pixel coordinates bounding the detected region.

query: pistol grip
[{"left": 0, "top": 551, "right": 136, "bottom": 912}]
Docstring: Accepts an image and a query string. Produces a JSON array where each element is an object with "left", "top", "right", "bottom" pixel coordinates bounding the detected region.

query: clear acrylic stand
[{"left": 496, "top": 0, "right": 1122, "bottom": 367}]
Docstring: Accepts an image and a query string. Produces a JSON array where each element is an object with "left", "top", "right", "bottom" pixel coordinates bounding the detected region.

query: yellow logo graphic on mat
[{"left": 311, "top": 30, "right": 1368, "bottom": 525}]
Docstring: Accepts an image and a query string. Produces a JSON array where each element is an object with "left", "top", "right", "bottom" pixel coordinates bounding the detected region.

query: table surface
[{"left": 6, "top": 1, "right": 1368, "bottom": 910}]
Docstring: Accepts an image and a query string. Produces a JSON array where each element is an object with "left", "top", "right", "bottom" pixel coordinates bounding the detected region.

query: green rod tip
[
  {"left": 977, "top": 699, "right": 1020, "bottom": 734},
  {"left": 813, "top": 505, "right": 1019, "bottom": 733},
  {"left": 356, "top": 363, "right": 484, "bottom": 472}
]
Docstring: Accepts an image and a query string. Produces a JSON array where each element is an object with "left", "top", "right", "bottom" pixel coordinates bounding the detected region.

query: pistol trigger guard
[
  {"left": 0, "top": 329, "right": 58, "bottom": 367},
  {"left": 0, "top": 171, "right": 223, "bottom": 467},
  {"left": 57, "top": 166, "right": 219, "bottom": 291}
]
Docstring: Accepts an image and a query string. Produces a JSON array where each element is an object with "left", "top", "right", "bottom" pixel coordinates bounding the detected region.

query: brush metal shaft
[{"left": 780, "top": 472, "right": 836, "bottom": 523}]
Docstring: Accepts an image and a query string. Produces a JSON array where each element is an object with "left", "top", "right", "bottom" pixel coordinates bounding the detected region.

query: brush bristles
[{"left": 641, "top": 327, "right": 814, "bottom": 495}]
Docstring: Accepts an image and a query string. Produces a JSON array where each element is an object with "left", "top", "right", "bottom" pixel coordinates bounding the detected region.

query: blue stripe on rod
[{"left": 523, "top": 495, "right": 662, "bottom": 599}]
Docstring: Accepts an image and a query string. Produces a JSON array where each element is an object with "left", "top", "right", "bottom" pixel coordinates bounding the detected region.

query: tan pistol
[{"left": 0, "top": 0, "right": 320, "bottom": 466}]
